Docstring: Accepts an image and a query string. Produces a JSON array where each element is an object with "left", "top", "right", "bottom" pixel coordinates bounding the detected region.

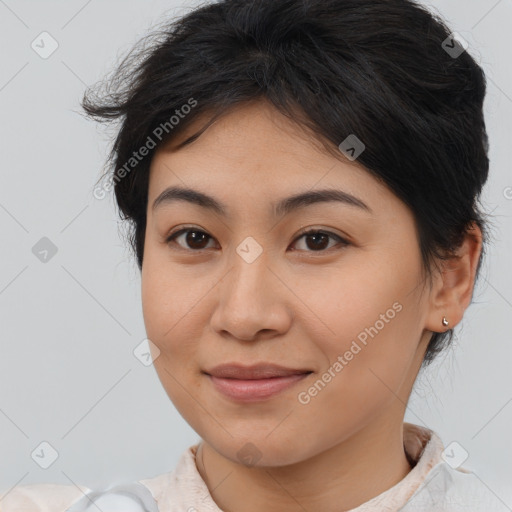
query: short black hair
[{"left": 82, "top": 0, "right": 492, "bottom": 367}]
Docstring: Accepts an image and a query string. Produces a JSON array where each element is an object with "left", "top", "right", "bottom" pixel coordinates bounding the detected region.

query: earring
[{"left": 442, "top": 316, "right": 449, "bottom": 327}]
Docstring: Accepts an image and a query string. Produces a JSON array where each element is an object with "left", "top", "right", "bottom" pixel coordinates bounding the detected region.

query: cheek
[
  {"left": 141, "top": 270, "right": 171, "bottom": 345},
  {"left": 295, "top": 259, "right": 406, "bottom": 345},
  {"left": 141, "top": 253, "right": 198, "bottom": 344},
  {"left": 141, "top": 264, "right": 202, "bottom": 408},
  {"left": 141, "top": 256, "right": 211, "bottom": 385},
  {"left": 295, "top": 258, "right": 421, "bottom": 397}
]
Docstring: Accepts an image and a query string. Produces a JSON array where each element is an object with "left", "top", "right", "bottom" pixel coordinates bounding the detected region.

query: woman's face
[{"left": 141, "top": 100, "right": 434, "bottom": 466}]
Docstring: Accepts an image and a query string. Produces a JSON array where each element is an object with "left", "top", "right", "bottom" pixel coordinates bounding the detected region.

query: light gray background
[{"left": 0, "top": 0, "right": 511, "bottom": 505}]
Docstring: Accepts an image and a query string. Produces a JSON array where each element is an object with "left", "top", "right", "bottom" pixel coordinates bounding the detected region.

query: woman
[{"left": 1, "top": 0, "right": 505, "bottom": 510}]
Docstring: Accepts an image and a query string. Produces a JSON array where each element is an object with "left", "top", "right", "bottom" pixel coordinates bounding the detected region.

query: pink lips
[{"left": 204, "top": 363, "right": 312, "bottom": 402}]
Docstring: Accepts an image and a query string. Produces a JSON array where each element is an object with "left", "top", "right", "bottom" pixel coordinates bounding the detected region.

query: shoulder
[
  {"left": 400, "top": 462, "right": 510, "bottom": 512},
  {"left": 0, "top": 482, "right": 91, "bottom": 511},
  {"left": 0, "top": 480, "right": 160, "bottom": 512},
  {"left": 0, "top": 445, "right": 199, "bottom": 512},
  {"left": 66, "top": 482, "right": 159, "bottom": 511}
]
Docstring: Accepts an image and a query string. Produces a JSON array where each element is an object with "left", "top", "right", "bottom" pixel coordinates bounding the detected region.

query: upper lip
[{"left": 204, "top": 363, "right": 312, "bottom": 379}]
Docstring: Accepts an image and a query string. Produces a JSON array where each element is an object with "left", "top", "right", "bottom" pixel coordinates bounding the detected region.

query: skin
[{"left": 141, "top": 99, "right": 482, "bottom": 512}]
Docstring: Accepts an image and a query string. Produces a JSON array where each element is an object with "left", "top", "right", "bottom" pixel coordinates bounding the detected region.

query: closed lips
[{"left": 204, "top": 364, "right": 313, "bottom": 380}]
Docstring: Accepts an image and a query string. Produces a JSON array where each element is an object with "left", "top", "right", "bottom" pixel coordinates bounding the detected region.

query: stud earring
[{"left": 442, "top": 316, "right": 449, "bottom": 327}]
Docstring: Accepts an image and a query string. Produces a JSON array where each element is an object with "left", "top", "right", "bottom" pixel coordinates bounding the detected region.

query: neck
[{"left": 195, "top": 418, "right": 414, "bottom": 512}]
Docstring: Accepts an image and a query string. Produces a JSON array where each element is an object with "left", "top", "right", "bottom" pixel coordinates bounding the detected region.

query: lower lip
[{"left": 207, "top": 373, "right": 311, "bottom": 402}]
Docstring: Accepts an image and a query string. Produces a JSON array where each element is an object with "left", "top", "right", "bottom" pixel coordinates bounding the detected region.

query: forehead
[{"left": 147, "top": 100, "right": 402, "bottom": 218}]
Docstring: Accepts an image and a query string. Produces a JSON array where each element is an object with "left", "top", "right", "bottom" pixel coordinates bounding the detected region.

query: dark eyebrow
[{"left": 152, "top": 186, "right": 373, "bottom": 217}]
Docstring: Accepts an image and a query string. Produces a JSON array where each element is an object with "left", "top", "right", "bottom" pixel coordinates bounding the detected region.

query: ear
[{"left": 424, "top": 222, "right": 483, "bottom": 333}]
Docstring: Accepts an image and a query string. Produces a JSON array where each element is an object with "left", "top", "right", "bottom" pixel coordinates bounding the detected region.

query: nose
[{"left": 209, "top": 251, "right": 292, "bottom": 342}]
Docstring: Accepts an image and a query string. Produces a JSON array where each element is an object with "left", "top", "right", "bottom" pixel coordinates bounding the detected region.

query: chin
[{"left": 209, "top": 434, "right": 310, "bottom": 468}]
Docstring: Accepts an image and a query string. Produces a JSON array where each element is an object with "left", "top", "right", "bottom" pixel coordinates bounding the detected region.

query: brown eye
[
  {"left": 291, "top": 229, "right": 349, "bottom": 252},
  {"left": 166, "top": 229, "right": 216, "bottom": 251}
]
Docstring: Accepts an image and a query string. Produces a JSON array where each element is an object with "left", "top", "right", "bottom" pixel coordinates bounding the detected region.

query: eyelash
[{"left": 165, "top": 226, "right": 350, "bottom": 254}]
